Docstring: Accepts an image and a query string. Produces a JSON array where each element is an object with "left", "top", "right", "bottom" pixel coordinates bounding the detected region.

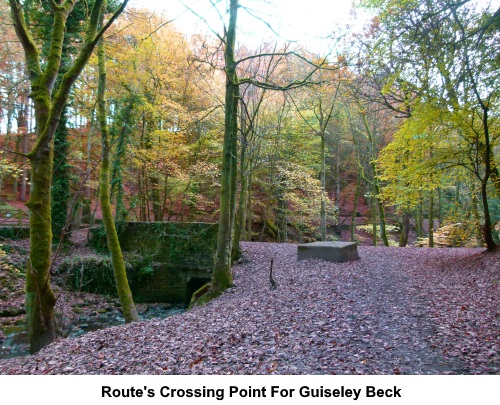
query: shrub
[{"left": 58, "top": 254, "right": 154, "bottom": 296}]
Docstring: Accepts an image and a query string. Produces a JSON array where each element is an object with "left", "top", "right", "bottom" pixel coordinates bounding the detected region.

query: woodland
[{"left": 0, "top": 0, "right": 498, "bottom": 372}]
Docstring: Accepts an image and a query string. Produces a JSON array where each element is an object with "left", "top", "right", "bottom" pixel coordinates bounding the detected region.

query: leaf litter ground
[{"left": 0, "top": 242, "right": 498, "bottom": 374}]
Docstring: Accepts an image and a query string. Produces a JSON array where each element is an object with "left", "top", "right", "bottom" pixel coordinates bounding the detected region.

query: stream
[{"left": 1, "top": 304, "right": 186, "bottom": 359}]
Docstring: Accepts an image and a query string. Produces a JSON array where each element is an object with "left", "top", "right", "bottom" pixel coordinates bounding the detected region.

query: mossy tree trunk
[
  {"left": 97, "top": 7, "right": 139, "bottom": 323},
  {"left": 350, "top": 173, "right": 361, "bottom": 242},
  {"left": 231, "top": 128, "right": 247, "bottom": 261},
  {"left": 51, "top": 106, "right": 70, "bottom": 244},
  {"left": 320, "top": 131, "right": 326, "bottom": 241},
  {"left": 371, "top": 196, "right": 377, "bottom": 246},
  {"left": 18, "top": 100, "right": 29, "bottom": 202},
  {"left": 208, "top": 0, "right": 324, "bottom": 296},
  {"left": 8, "top": 0, "right": 129, "bottom": 353},
  {"left": 26, "top": 148, "right": 58, "bottom": 353},
  {"left": 211, "top": 0, "right": 239, "bottom": 295},
  {"left": 111, "top": 97, "right": 136, "bottom": 224}
]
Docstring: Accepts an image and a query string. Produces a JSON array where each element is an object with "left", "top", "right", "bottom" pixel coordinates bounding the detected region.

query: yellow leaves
[
  {"left": 274, "top": 162, "right": 337, "bottom": 221},
  {"left": 0, "top": 244, "right": 20, "bottom": 274},
  {"left": 417, "top": 223, "right": 478, "bottom": 248},
  {"left": 357, "top": 224, "right": 399, "bottom": 234},
  {"left": 188, "top": 162, "right": 220, "bottom": 187},
  {"left": 376, "top": 101, "right": 473, "bottom": 208},
  {"left": 0, "top": 159, "right": 23, "bottom": 179}
]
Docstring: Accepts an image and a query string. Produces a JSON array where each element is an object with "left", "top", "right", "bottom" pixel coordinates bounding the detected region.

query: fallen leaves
[{"left": 0, "top": 243, "right": 498, "bottom": 375}]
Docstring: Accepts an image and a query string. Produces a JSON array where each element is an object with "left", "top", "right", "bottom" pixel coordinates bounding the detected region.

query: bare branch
[
  {"left": 236, "top": 51, "right": 329, "bottom": 69},
  {"left": 240, "top": 5, "right": 281, "bottom": 38},
  {"left": 0, "top": 143, "right": 29, "bottom": 159},
  {"left": 180, "top": 0, "right": 225, "bottom": 43}
]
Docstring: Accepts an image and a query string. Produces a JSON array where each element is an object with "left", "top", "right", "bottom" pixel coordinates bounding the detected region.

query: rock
[{"left": 297, "top": 241, "right": 360, "bottom": 262}]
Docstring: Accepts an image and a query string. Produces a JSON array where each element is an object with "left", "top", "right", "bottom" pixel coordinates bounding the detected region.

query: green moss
[
  {"left": 89, "top": 222, "right": 217, "bottom": 269},
  {"left": 2, "top": 325, "right": 26, "bottom": 335},
  {"left": 83, "top": 222, "right": 217, "bottom": 303},
  {"left": 188, "top": 282, "right": 211, "bottom": 309},
  {"left": 188, "top": 282, "right": 235, "bottom": 309},
  {"left": 265, "top": 219, "right": 278, "bottom": 239}
]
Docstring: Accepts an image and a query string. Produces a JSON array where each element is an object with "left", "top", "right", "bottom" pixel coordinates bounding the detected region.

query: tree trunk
[
  {"left": 229, "top": 93, "right": 239, "bottom": 254},
  {"left": 416, "top": 202, "right": 423, "bottom": 238},
  {"left": 480, "top": 181, "right": 496, "bottom": 250},
  {"left": 246, "top": 171, "right": 253, "bottom": 240},
  {"left": 211, "top": 0, "right": 239, "bottom": 295},
  {"left": 18, "top": 100, "right": 29, "bottom": 202},
  {"left": 19, "top": 141, "right": 29, "bottom": 202},
  {"left": 232, "top": 129, "right": 247, "bottom": 261},
  {"left": 399, "top": 210, "right": 410, "bottom": 247},
  {"left": 151, "top": 174, "right": 162, "bottom": 221},
  {"left": 437, "top": 187, "right": 443, "bottom": 226},
  {"left": 51, "top": 106, "right": 71, "bottom": 244},
  {"left": 371, "top": 195, "right": 377, "bottom": 246},
  {"left": 471, "top": 187, "right": 484, "bottom": 246},
  {"left": 110, "top": 105, "right": 132, "bottom": 224},
  {"left": 373, "top": 182, "right": 389, "bottom": 246},
  {"left": 97, "top": 8, "right": 138, "bottom": 323},
  {"left": 360, "top": 105, "right": 389, "bottom": 246},
  {"left": 428, "top": 192, "right": 434, "bottom": 248},
  {"left": 350, "top": 173, "right": 361, "bottom": 242},
  {"left": 276, "top": 184, "right": 287, "bottom": 243},
  {"left": 479, "top": 106, "right": 496, "bottom": 250},
  {"left": 26, "top": 150, "right": 58, "bottom": 353},
  {"left": 320, "top": 133, "right": 326, "bottom": 241},
  {"left": 9, "top": 0, "right": 128, "bottom": 353}
]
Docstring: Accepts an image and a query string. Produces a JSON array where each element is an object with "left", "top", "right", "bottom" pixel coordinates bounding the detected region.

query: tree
[
  {"left": 289, "top": 66, "right": 344, "bottom": 241},
  {"left": 97, "top": 0, "right": 138, "bottom": 323},
  {"left": 184, "top": 0, "right": 326, "bottom": 299},
  {"left": 89, "top": 9, "right": 215, "bottom": 223},
  {"left": 210, "top": 0, "right": 239, "bottom": 294},
  {"left": 8, "top": 0, "right": 129, "bottom": 353},
  {"left": 359, "top": 0, "right": 499, "bottom": 250},
  {"left": 0, "top": 0, "right": 30, "bottom": 202}
]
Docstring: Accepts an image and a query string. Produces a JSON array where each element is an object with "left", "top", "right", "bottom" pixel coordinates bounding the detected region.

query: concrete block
[{"left": 297, "top": 241, "right": 359, "bottom": 262}]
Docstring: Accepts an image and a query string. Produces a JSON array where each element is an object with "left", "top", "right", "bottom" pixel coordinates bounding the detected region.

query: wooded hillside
[{"left": 0, "top": 0, "right": 498, "bottom": 352}]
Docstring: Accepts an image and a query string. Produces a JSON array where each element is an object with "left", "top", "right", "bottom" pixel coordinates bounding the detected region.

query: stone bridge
[{"left": 89, "top": 222, "right": 218, "bottom": 304}]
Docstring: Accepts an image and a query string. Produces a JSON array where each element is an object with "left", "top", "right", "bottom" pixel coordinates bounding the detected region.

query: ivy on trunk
[{"left": 8, "top": 0, "right": 129, "bottom": 353}]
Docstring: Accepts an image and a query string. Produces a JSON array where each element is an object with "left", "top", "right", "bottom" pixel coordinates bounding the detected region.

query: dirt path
[{"left": 334, "top": 250, "right": 468, "bottom": 373}]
